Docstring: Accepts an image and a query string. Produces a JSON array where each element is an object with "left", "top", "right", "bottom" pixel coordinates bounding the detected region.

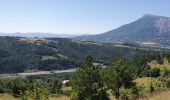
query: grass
[
  {"left": 0, "top": 94, "right": 70, "bottom": 100},
  {"left": 148, "top": 59, "right": 170, "bottom": 69},
  {"left": 134, "top": 77, "right": 152, "bottom": 86},
  {"left": 0, "top": 94, "right": 18, "bottom": 100},
  {"left": 141, "top": 89, "right": 170, "bottom": 100},
  {"left": 134, "top": 59, "right": 170, "bottom": 99},
  {"left": 1, "top": 87, "right": 170, "bottom": 100},
  {"left": 0, "top": 86, "right": 72, "bottom": 100},
  {"left": 134, "top": 77, "right": 167, "bottom": 98},
  {"left": 49, "top": 96, "right": 70, "bottom": 100}
]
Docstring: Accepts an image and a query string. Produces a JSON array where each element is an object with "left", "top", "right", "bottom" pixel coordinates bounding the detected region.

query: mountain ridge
[
  {"left": 0, "top": 32, "right": 84, "bottom": 38},
  {"left": 73, "top": 14, "right": 170, "bottom": 44}
]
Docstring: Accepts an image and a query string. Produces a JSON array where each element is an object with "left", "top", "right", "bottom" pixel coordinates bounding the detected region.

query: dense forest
[{"left": 0, "top": 36, "right": 160, "bottom": 73}]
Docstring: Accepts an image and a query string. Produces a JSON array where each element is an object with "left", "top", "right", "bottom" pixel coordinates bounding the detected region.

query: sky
[{"left": 0, "top": 0, "right": 169, "bottom": 34}]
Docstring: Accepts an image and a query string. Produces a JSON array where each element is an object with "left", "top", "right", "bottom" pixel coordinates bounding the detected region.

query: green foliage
[
  {"left": 119, "top": 87, "right": 136, "bottom": 100},
  {"left": 149, "top": 80, "right": 154, "bottom": 93},
  {"left": 9, "top": 79, "right": 28, "bottom": 97},
  {"left": 50, "top": 80, "right": 62, "bottom": 94},
  {"left": 149, "top": 68, "right": 161, "bottom": 77},
  {"left": 104, "top": 56, "right": 135, "bottom": 98},
  {"left": 0, "top": 54, "right": 170, "bottom": 99},
  {"left": 71, "top": 55, "right": 108, "bottom": 100},
  {"left": 30, "top": 81, "right": 50, "bottom": 100},
  {"left": 0, "top": 75, "right": 64, "bottom": 99},
  {"left": 161, "top": 67, "right": 170, "bottom": 77},
  {"left": 128, "top": 53, "right": 166, "bottom": 78},
  {"left": 130, "top": 56, "right": 149, "bottom": 77}
]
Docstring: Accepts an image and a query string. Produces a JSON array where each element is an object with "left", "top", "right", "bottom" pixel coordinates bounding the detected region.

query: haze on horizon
[{"left": 0, "top": 0, "right": 170, "bottom": 34}]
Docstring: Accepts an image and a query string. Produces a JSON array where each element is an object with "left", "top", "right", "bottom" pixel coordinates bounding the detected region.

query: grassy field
[
  {"left": 0, "top": 94, "right": 70, "bottom": 100},
  {"left": 134, "top": 77, "right": 170, "bottom": 100},
  {"left": 142, "top": 89, "right": 170, "bottom": 100},
  {"left": 2, "top": 91, "right": 170, "bottom": 100},
  {"left": 148, "top": 59, "right": 170, "bottom": 69},
  {"left": 0, "top": 94, "right": 18, "bottom": 100},
  {"left": 135, "top": 77, "right": 166, "bottom": 91},
  {"left": 49, "top": 96, "right": 70, "bottom": 100}
]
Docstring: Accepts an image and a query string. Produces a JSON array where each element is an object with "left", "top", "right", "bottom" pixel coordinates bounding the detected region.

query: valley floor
[{"left": 0, "top": 68, "right": 77, "bottom": 78}]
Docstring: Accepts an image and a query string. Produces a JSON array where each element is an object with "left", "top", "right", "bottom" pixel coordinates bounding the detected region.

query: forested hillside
[{"left": 0, "top": 36, "right": 160, "bottom": 73}]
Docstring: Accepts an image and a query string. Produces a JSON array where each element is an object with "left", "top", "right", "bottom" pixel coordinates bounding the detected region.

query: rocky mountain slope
[{"left": 74, "top": 14, "right": 170, "bottom": 45}]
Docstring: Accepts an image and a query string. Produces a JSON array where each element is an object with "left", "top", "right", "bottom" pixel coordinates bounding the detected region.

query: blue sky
[{"left": 0, "top": 0, "right": 169, "bottom": 34}]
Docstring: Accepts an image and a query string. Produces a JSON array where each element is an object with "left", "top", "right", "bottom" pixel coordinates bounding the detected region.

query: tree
[
  {"left": 130, "top": 56, "right": 148, "bottom": 77},
  {"left": 51, "top": 79, "right": 62, "bottom": 94},
  {"left": 104, "top": 56, "right": 135, "bottom": 98},
  {"left": 149, "top": 68, "right": 161, "bottom": 77},
  {"left": 71, "top": 55, "right": 108, "bottom": 100},
  {"left": 30, "top": 81, "right": 49, "bottom": 100},
  {"left": 10, "top": 79, "right": 27, "bottom": 97}
]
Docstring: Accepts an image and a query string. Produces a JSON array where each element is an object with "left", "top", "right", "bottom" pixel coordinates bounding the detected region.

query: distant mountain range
[
  {"left": 73, "top": 14, "right": 170, "bottom": 45},
  {"left": 0, "top": 32, "right": 82, "bottom": 38},
  {"left": 1, "top": 14, "right": 170, "bottom": 47}
]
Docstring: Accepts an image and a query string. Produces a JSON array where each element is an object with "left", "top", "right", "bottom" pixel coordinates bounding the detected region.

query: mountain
[
  {"left": 73, "top": 14, "right": 170, "bottom": 45},
  {"left": 0, "top": 32, "right": 81, "bottom": 38},
  {"left": 0, "top": 36, "right": 155, "bottom": 73}
]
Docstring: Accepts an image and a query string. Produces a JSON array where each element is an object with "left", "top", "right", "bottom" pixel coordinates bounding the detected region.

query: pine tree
[
  {"left": 104, "top": 56, "right": 135, "bottom": 98},
  {"left": 71, "top": 55, "right": 108, "bottom": 100}
]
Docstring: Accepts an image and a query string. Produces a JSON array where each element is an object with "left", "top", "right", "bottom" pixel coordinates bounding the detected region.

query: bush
[
  {"left": 149, "top": 68, "right": 161, "bottom": 77},
  {"left": 161, "top": 68, "right": 170, "bottom": 77},
  {"left": 0, "top": 87, "right": 6, "bottom": 93}
]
